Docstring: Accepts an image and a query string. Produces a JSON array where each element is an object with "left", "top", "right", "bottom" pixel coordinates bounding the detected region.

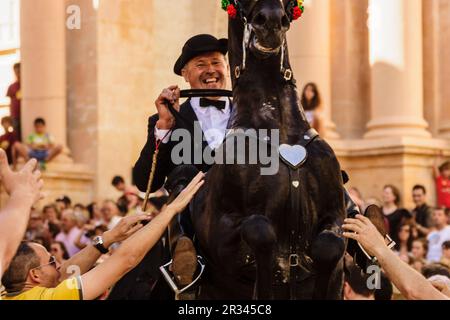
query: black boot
[{"left": 164, "top": 165, "right": 200, "bottom": 297}]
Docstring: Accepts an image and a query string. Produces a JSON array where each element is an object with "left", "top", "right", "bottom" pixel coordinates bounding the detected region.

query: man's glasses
[{"left": 33, "top": 255, "right": 57, "bottom": 270}]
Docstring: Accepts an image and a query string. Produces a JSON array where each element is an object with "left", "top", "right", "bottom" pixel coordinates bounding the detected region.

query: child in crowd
[{"left": 13, "top": 117, "right": 62, "bottom": 169}]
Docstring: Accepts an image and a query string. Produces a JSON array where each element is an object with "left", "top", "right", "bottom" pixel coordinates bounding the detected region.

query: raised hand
[
  {"left": 0, "top": 149, "right": 44, "bottom": 204},
  {"left": 166, "top": 172, "right": 205, "bottom": 215},
  {"left": 342, "top": 214, "right": 387, "bottom": 257},
  {"left": 104, "top": 213, "right": 153, "bottom": 244},
  {"left": 155, "top": 85, "right": 181, "bottom": 129}
]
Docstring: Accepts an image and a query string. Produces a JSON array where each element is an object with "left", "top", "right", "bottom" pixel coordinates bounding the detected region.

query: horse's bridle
[
  {"left": 230, "top": 0, "right": 297, "bottom": 83},
  {"left": 231, "top": 0, "right": 299, "bottom": 23}
]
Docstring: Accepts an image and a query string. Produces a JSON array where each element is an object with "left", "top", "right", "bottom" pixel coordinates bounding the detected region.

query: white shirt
[
  {"left": 107, "top": 215, "right": 122, "bottom": 231},
  {"left": 304, "top": 110, "right": 314, "bottom": 125},
  {"left": 55, "top": 227, "right": 90, "bottom": 257},
  {"left": 155, "top": 97, "right": 231, "bottom": 150},
  {"left": 426, "top": 226, "right": 450, "bottom": 262}
]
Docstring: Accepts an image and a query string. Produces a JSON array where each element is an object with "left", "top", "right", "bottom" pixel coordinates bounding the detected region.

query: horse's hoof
[{"left": 172, "top": 236, "right": 198, "bottom": 287}]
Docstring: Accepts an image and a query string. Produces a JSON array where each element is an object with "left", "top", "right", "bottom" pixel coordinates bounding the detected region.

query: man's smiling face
[{"left": 182, "top": 52, "right": 228, "bottom": 91}]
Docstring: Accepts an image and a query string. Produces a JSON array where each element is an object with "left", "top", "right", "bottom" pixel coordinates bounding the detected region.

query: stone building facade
[{"left": 2, "top": 0, "right": 449, "bottom": 209}]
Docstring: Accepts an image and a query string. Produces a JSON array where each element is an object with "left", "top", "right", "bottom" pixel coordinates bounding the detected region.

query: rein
[{"left": 140, "top": 89, "right": 233, "bottom": 213}]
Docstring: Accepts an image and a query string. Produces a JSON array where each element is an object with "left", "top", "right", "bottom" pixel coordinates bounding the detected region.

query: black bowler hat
[{"left": 173, "top": 34, "right": 228, "bottom": 76}]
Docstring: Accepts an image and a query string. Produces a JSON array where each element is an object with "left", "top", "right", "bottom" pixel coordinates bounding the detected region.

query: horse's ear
[{"left": 341, "top": 170, "right": 349, "bottom": 184}]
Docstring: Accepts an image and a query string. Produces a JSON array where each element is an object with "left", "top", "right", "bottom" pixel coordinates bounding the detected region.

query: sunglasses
[{"left": 33, "top": 255, "right": 57, "bottom": 270}]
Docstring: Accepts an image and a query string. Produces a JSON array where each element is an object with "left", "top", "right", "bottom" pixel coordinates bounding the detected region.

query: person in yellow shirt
[
  {"left": 1, "top": 243, "right": 82, "bottom": 300},
  {"left": 1, "top": 172, "right": 204, "bottom": 300}
]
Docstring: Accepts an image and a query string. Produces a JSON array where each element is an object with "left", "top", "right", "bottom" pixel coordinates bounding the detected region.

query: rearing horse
[{"left": 188, "top": 0, "right": 346, "bottom": 299}]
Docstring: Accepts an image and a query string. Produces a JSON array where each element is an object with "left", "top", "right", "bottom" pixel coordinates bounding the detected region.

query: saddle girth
[{"left": 280, "top": 128, "right": 319, "bottom": 300}]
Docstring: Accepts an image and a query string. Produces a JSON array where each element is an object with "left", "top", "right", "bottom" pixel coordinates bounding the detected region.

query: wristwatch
[{"left": 92, "top": 236, "right": 109, "bottom": 254}]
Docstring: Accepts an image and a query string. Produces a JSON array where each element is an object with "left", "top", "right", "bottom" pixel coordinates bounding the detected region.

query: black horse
[{"left": 184, "top": 0, "right": 347, "bottom": 300}]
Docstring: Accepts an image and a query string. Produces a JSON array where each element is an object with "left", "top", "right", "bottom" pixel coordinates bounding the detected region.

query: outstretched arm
[
  {"left": 80, "top": 172, "right": 205, "bottom": 300},
  {"left": 433, "top": 152, "right": 444, "bottom": 179},
  {"left": 59, "top": 213, "right": 152, "bottom": 282},
  {"left": 0, "top": 150, "right": 44, "bottom": 276},
  {"left": 343, "top": 215, "right": 449, "bottom": 300}
]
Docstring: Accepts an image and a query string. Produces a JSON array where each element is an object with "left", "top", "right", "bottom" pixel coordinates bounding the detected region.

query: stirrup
[
  {"left": 159, "top": 255, "right": 205, "bottom": 296},
  {"left": 357, "top": 234, "right": 396, "bottom": 264}
]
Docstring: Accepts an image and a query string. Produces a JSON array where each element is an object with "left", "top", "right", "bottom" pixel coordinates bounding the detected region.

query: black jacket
[{"left": 133, "top": 100, "right": 220, "bottom": 193}]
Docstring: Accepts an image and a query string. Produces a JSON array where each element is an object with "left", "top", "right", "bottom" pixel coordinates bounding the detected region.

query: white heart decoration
[
  {"left": 279, "top": 144, "right": 307, "bottom": 169},
  {"left": 292, "top": 181, "right": 300, "bottom": 188}
]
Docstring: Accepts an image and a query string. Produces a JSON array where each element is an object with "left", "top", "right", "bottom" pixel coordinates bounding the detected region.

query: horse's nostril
[{"left": 253, "top": 12, "right": 267, "bottom": 27}]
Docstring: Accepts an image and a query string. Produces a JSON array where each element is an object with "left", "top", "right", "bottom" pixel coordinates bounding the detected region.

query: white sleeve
[{"left": 154, "top": 127, "right": 171, "bottom": 144}]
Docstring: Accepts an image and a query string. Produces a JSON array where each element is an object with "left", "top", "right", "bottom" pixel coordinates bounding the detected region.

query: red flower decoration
[
  {"left": 227, "top": 4, "right": 237, "bottom": 19},
  {"left": 292, "top": 6, "right": 303, "bottom": 20}
]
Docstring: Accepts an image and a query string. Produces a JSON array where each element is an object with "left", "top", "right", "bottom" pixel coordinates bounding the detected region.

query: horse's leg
[
  {"left": 241, "top": 215, "right": 276, "bottom": 300},
  {"left": 311, "top": 227, "right": 346, "bottom": 299}
]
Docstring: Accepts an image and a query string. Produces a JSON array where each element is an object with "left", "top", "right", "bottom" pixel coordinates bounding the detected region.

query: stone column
[
  {"left": 364, "top": 0, "right": 430, "bottom": 139},
  {"left": 330, "top": 0, "right": 370, "bottom": 139},
  {"left": 20, "top": 0, "right": 67, "bottom": 145},
  {"left": 288, "top": 0, "right": 340, "bottom": 139},
  {"left": 423, "top": 0, "right": 440, "bottom": 137},
  {"left": 436, "top": 0, "right": 450, "bottom": 138}
]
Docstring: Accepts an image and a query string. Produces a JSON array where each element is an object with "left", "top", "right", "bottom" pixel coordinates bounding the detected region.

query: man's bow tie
[{"left": 199, "top": 98, "right": 226, "bottom": 110}]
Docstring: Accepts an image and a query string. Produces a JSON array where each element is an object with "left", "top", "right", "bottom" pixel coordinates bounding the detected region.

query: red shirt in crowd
[
  {"left": 436, "top": 175, "right": 450, "bottom": 209},
  {"left": 0, "top": 130, "right": 19, "bottom": 164},
  {"left": 6, "top": 81, "right": 21, "bottom": 120}
]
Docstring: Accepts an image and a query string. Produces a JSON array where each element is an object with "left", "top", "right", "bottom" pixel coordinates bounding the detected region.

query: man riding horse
[
  {"left": 133, "top": 0, "right": 385, "bottom": 300},
  {"left": 133, "top": 34, "right": 232, "bottom": 290}
]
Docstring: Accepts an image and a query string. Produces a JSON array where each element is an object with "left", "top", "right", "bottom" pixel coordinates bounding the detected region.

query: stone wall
[{"left": 19, "top": 0, "right": 450, "bottom": 208}]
